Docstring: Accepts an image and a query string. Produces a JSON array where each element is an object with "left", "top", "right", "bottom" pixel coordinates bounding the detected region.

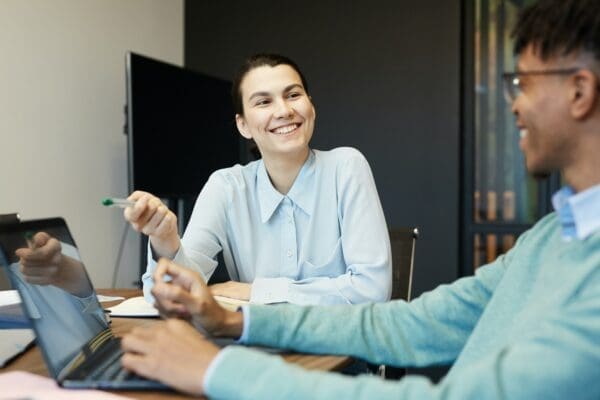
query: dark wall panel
[{"left": 185, "top": 0, "right": 461, "bottom": 296}]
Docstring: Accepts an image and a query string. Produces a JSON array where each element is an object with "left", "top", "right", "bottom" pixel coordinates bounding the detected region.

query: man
[{"left": 121, "top": 0, "right": 600, "bottom": 398}]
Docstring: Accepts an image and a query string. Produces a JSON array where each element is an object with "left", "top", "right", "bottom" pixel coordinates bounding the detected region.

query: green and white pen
[{"left": 101, "top": 197, "right": 135, "bottom": 208}]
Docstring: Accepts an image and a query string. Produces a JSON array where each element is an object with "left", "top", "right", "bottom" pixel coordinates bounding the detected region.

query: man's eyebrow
[{"left": 248, "top": 84, "right": 305, "bottom": 101}]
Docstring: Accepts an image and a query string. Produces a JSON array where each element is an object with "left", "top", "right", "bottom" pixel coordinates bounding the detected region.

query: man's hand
[
  {"left": 124, "top": 191, "right": 180, "bottom": 259},
  {"left": 15, "top": 232, "right": 92, "bottom": 297},
  {"left": 152, "top": 258, "right": 244, "bottom": 338},
  {"left": 210, "top": 281, "right": 252, "bottom": 301},
  {"left": 15, "top": 231, "right": 62, "bottom": 285},
  {"left": 121, "top": 319, "right": 219, "bottom": 396}
]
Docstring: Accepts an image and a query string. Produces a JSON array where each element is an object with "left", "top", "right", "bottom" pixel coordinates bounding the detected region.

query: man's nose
[{"left": 510, "top": 97, "right": 519, "bottom": 116}]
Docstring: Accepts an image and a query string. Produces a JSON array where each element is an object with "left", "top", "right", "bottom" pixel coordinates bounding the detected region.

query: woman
[{"left": 125, "top": 54, "right": 391, "bottom": 305}]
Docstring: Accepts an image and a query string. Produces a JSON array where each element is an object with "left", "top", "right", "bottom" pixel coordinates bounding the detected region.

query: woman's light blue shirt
[{"left": 143, "top": 147, "right": 391, "bottom": 305}]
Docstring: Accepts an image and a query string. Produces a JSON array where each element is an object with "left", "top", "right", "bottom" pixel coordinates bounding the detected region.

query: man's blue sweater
[{"left": 206, "top": 210, "right": 600, "bottom": 400}]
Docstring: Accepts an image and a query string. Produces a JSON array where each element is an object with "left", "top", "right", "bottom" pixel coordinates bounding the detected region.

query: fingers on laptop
[{"left": 121, "top": 319, "right": 218, "bottom": 396}]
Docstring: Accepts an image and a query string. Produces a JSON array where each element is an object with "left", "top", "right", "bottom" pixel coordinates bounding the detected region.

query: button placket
[{"left": 280, "top": 198, "right": 297, "bottom": 276}]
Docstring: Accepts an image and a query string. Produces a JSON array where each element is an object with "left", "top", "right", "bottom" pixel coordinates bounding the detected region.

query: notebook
[{"left": 0, "top": 217, "right": 169, "bottom": 390}]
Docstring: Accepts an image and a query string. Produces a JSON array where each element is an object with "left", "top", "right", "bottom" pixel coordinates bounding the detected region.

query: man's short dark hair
[{"left": 513, "top": 0, "right": 600, "bottom": 61}]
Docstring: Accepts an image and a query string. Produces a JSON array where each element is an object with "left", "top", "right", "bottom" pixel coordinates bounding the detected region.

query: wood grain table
[{"left": 2, "top": 288, "right": 351, "bottom": 399}]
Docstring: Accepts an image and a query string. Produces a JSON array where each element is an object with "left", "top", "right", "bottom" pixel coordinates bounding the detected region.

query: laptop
[{"left": 0, "top": 217, "right": 170, "bottom": 390}]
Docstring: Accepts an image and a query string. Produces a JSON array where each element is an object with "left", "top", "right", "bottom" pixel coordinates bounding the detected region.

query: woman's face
[{"left": 235, "top": 64, "right": 315, "bottom": 162}]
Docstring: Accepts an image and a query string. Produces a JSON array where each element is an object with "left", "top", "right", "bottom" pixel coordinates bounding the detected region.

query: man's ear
[
  {"left": 236, "top": 114, "right": 252, "bottom": 139},
  {"left": 570, "top": 69, "right": 599, "bottom": 119}
]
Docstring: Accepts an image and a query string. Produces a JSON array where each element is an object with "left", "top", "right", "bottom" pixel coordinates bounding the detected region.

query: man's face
[{"left": 511, "top": 45, "right": 577, "bottom": 179}]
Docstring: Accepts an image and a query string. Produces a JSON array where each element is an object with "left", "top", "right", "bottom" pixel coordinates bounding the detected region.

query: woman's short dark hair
[
  {"left": 513, "top": 0, "right": 600, "bottom": 62},
  {"left": 231, "top": 54, "right": 309, "bottom": 116}
]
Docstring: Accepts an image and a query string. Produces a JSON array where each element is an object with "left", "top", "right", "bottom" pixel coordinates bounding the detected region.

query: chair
[
  {"left": 376, "top": 227, "right": 419, "bottom": 379},
  {"left": 389, "top": 227, "right": 419, "bottom": 302}
]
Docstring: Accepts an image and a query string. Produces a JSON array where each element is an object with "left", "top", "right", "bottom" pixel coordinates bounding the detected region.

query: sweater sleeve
[
  {"left": 243, "top": 255, "right": 506, "bottom": 367},
  {"left": 206, "top": 273, "right": 600, "bottom": 400}
]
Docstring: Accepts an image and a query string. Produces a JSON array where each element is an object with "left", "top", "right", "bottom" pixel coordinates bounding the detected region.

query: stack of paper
[{"left": 107, "top": 295, "right": 248, "bottom": 317}]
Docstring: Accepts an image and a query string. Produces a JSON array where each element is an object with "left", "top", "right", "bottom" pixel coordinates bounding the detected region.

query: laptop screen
[{"left": 0, "top": 218, "right": 109, "bottom": 378}]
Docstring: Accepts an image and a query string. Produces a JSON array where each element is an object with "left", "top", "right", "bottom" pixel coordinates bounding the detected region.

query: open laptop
[{"left": 0, "top": 217, "right": 170, "bottom": 390}]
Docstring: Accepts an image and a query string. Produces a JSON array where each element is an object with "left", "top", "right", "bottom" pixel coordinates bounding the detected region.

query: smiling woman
[
  {"left": 234, "top": 62, "right": 316, "bottom": 193},
  {"left": 124, "top": 53, "right": 392, "bottom": 306}
]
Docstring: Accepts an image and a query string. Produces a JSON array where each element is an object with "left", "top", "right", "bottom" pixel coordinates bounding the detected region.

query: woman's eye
[
  {"left": 287, "top": 92, "right": 301, "bottom": 99},
  {"left": 255, "top": 99, "right": 271, "bottom": 106}
]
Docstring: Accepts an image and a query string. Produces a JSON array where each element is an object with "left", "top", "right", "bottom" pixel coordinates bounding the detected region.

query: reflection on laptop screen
[{"left": 0, "top": 218, "right": 108, "bottom": 378}]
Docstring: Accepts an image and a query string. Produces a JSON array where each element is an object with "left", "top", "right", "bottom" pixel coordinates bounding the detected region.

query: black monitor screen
[{"left": 126, "top": 52, "right": 240, "bottom": 198}]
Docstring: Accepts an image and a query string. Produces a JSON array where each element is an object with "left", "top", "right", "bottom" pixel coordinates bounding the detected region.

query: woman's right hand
[{"left": 124, "top": 191, "right": 180, "bottom": 258}]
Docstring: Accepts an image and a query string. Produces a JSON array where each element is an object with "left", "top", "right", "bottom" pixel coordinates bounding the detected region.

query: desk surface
[{"left": 2, "top": 288, "right": 351, "bottom": 399}]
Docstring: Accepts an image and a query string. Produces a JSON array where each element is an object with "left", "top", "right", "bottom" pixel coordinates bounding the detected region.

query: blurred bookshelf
[{"left": 461, "top": 0, "right": 560, "bottom": 274}]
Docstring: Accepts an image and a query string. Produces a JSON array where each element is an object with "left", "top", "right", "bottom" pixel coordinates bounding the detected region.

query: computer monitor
[{"left": 125, "top": 52, "right": 242, "bottom": 198}]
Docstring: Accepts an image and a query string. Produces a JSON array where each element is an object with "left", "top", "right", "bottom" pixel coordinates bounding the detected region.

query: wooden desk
[{"left": 2, "top": 289, "right": 351, "bottom": 399}]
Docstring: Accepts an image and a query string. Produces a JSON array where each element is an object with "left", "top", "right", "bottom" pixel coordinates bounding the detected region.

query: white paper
[
  {"left": 107, "top": 296, "right": 159, "bottom": 317},
  {"left": 106, "top": 295, "right": 248, "bottom": 317},
  {"left": 0, "top": 289, "right": 21, "bottom": 306},
  {"left": 2, "top": 290, "right": 125, "bottom": 305},
  {"left": 96, "top": 294, "right": 125, "bottom": 303},
  {"left": 0, "top": 329, "right": 35, "bottom": 367}
]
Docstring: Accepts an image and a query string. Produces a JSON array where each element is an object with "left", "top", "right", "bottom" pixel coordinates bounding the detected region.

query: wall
[
  {"left": 185, "top": 0, "right": 462, "bottom": 296},
  {"left": 0, "top": 0, "right": 183, "bottom": 288}
]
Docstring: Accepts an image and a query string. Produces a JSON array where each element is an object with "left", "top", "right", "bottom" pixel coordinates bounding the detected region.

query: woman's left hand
[{"left": 210, "top": 281, "right": 252, "bottom": 301}]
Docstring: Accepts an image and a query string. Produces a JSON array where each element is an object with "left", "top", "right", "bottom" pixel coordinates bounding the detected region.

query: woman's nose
[{"left": 274, "top": 99, "right": 294, "bottom": 118}]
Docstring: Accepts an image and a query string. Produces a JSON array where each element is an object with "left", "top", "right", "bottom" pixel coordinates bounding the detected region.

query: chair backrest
[{"left": 389, "top": 227, "right": 419, "bottom": 301}]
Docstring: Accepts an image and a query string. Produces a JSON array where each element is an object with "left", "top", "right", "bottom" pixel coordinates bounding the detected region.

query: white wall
[{"left": 0, "top": 1, "right": 183, "bottom": 288}]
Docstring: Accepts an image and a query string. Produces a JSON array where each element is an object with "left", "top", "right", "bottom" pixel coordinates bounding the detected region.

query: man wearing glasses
[{"left": 121, "top": 0, "right": 600, "bottom": 398}]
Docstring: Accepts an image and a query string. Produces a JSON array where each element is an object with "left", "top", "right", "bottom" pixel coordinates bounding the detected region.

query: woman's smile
[{"left": 270, "top": 122, "right": 301, "bottom": 135}]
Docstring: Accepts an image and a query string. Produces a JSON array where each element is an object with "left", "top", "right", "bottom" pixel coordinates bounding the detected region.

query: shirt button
[{"left": 287, "top": 249, "right": 293, "bottom": 258}]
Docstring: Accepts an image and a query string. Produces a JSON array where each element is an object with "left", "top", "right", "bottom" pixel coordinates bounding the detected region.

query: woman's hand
[
  {"left": 123, "top": 191, "right": 180, "bottom": 258},
  {"left": 210, "top": 281, "right": 252, "bottom": 301}
]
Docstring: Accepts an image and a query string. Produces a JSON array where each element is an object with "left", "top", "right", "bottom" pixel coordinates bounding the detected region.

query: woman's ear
[
  {"left": 570, "top": 69, "right": 599, "bottom": 119},
  {"left": 236, "top": 114, "right": 252, "bottom": 139}
]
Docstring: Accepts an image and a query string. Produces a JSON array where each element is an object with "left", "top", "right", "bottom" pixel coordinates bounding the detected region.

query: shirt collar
[
  {"left": 257, "top": 150, "right": 317, "bottom": 223},
  {"left": 286, "top": 150, "right": 316, "bottom": 216},
  {"left": 552, "top": 183, "right": 600, "bottom": 240}
]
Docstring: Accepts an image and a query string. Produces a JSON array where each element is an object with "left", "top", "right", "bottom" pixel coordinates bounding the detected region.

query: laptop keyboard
[{"left": 69, "top": 337, "right": 143, "bottom": 382}]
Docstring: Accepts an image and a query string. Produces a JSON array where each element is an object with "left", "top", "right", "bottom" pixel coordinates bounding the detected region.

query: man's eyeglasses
[{"left": 501, "top": 68, "right": 580, "bottom": 103}]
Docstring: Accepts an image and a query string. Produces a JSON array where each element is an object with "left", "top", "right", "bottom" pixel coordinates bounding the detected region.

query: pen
[
  {"left": 24, "top": 231, "right": 36, "bottom": 249},
  {"left": 101, "top": 197, "right": 135, "bottom": 208}
]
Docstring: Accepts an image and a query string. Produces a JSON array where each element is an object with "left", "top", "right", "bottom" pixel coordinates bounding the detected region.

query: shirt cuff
[
  {"left": 237, "top": 304, "right": 251, "bottom": 343},
  {"left": 250, "top": 277, "right": 292, "bottom": 304}
]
